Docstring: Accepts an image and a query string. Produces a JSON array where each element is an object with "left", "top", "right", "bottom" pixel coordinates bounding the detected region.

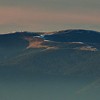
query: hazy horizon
[{"left": 0, "top": 0, "right": 100, "bottom": 33}]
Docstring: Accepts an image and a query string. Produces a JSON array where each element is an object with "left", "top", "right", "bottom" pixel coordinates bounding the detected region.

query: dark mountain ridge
[
  {"left": 0, "top": 29, "right": 100, "bottom": 100},
  {"left": 1, "top": 29, "right": 100, "bottom": 44},
  {"left": 0, "top": 29, "right": 100, "bottom": 77},
  {"left": 44, "top": 29, "right": 100, "bottom": 43}
]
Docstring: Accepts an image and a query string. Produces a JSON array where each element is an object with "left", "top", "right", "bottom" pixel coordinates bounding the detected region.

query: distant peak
[{"left": 56, "top": 29, "right": 99, "bottom": 33}]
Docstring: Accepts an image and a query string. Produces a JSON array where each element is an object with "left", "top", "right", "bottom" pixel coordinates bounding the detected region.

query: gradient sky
[{"left": 0, "top": 0, "right": 100, "bottom": 33}]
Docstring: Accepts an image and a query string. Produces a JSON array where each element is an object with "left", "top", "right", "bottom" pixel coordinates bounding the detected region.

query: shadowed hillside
[
  {"left": 0, "top": 29, "right": 100, "bottom": 78},
  {"left": 0, "top": 29, "right": 100, "bottom": 100}
]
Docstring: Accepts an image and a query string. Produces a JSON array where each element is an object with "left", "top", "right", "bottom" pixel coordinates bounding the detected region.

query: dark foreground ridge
[
  {"left": 0, "top": 29, "right": 100, "bottom": 78},
  {"left": 44, "top": 29, "right": 100, "bottom": 43},
  {"left": 1, "top": 29, "right": 100, "bottom": 43},
  {"left": 0, "top": 29, "right": 100, "bottom": 51},
  {"left": 0, "top": 29, "right": 100, "bottom": 100}
]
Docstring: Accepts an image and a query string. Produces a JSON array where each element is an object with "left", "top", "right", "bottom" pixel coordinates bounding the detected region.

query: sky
[{"left": 0, "top": 0, "right": 100, "bottom": 33}]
